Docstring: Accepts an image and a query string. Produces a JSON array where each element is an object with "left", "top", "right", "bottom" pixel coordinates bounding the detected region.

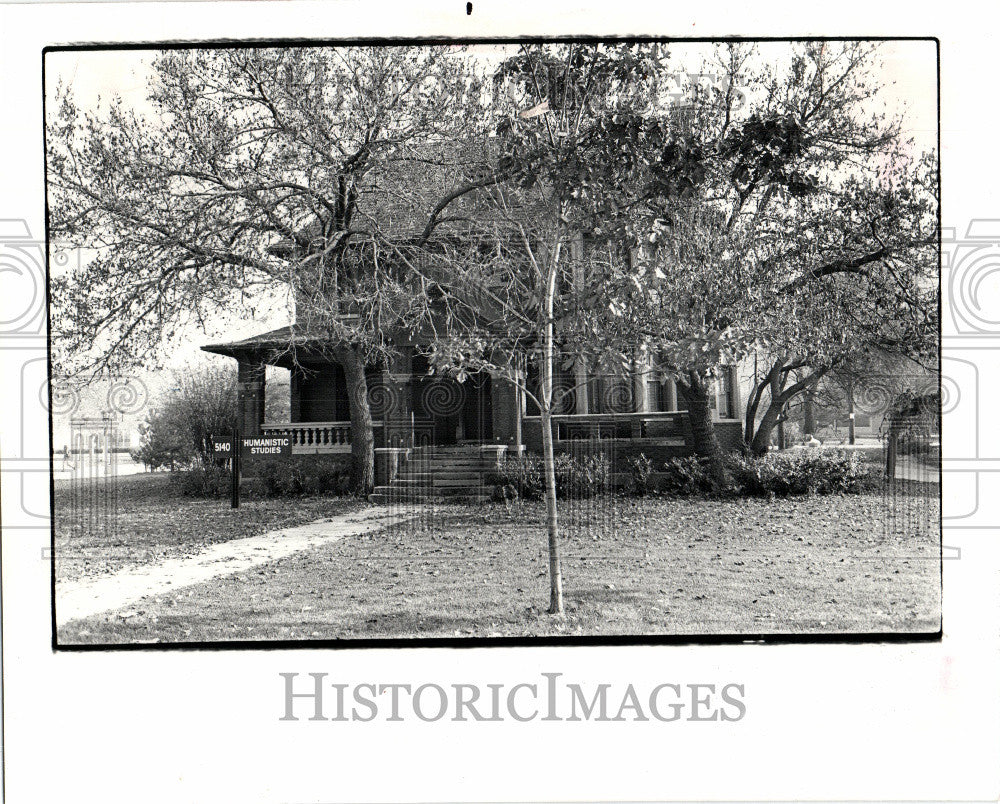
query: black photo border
[{"left": 39, "top": 33, "right": 943, "bottom": 653}]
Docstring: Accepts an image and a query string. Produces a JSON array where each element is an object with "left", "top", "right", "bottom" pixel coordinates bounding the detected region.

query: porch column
[
  {"left": 632, "top": 353, "right": 649, "bottom": 413},
  {"left": 384, "top": 349, "right": 412, "bottom": 447},
  {"left": 631, "top": 354, "right": 648, "bottom": 437},
  {"left": 492, "top": 370, "right": 523, "bottom": 449},
  {"left": 665, "top": 378, "right": 677, "bottom": 412},
  {"left": 290, "top": 366, "right": 302, "bottom": 423},
  {"left": 728, "top": 365, "right": 742, "bottom": 421},
  {"left": 237, "top": 358, "right": 265, "bottom": 436},
  {"left": 574, "top": 362, "right": 590, "bottom": 415}
]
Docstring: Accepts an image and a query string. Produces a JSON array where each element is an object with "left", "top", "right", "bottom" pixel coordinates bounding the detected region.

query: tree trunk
[
  {"left": 750, "top": 399, "right": 783, "bottom": 457},
  {"left": 540, "top": 404, "right": 563, "bottom": 614},
  {"left": 678, "top": 372, "right": 729, "bottom": 489},
  {"left": 748, "top": 365, "right": 829, "bottom": 456},
  {"left": 541, "top": 238, "right": 563, "bottom": 615},
  {"left": 336, "top": 345, "right": 375, "bottom": 495},
  {"left": 744, "top": 380, "right": 764, "bottom": 452},
  {"left": 847, "top": 381, "right": 856, "bottom": 445},
  {"left": 803, "top": 390, "right": 816, "bottom": 436}
]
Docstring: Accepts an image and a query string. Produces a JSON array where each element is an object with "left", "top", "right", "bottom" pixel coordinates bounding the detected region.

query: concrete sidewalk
[{"left": 56, "top": 507, "right": 409, "bottom": 626}]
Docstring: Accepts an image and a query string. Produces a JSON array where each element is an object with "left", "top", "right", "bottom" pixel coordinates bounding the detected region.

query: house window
[
  {"left": 647, "top": 378, "right": 687, "bottom": 413},
  {"left": 715, "top": 367, "right": 736, "bottom": 419},
  {"left": 586, "top": 375, "right": 634, "bottom": 414},
  {"left": 525, "top": 362, "right": 575, "bottom": 415}
]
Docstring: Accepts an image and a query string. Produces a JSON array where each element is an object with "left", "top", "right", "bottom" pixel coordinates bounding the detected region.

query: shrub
[
  {"left": 253, "top": 456, "right": 351, "bottom": 497},
  {"left": 555, "top": 452, "right": 610, "bottom": 499},
  {"left": 657, "top": 456, "right": 716, "bottom": 495},
  {"left": 488, "top": 454, "right": 544, "bottom": 500},
  {"left": 169, "top": 464, "right": 231, "bottom": 497},
  {"left": 488, "top": 452, "right": 611, "bottom": 499},
  {"left": 626, "top": 453, "right": 655, "bottom": 495},
  {"left": 256, "top": 459, "right": 285, "bottom": 497},
  {"left": 727, "top": 449, "right": 875, "bottom": 496}
]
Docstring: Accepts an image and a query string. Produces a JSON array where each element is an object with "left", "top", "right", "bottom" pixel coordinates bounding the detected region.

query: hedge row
[
  {"left": 626, "top": 449, "right": 878, "bottom": 496},
  {"left": 171, "top": 449, "right": 879, "bottom": 500},
  {"left": 169, "top": 456, "right": 351, "bottom": 498}
]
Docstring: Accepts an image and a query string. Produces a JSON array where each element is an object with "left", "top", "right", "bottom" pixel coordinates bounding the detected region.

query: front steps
[{"left": 369, "top": 445, "right": 500, "bottom": 504}]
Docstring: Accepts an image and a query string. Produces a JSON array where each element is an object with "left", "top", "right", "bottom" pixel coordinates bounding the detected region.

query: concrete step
[
  {"left": 400, "top": 461, "right": 496, "bottom": 469},
  {"left": 413, "top": 446, "right": 488, "bottom": 452},
  {"left": 397, "top": 471, "right": 490, "bottom": 481},
  {"left": 380, "top": 485, "right": 489, "bottom": 496},
  {"left": 393, "top": 477, "right": 488, "bottom": 487},
  {"left": 410, "top": 449, "right": 500, "bottom": 457},
  {"left": 371, "top": 487, "right": 435, "bottom": 499},
  {"left": 401, "top": 470, "right": 493, "bottom": 478},
  {"left": 369, "top": 490, "right": 493, "bottom": 504}
]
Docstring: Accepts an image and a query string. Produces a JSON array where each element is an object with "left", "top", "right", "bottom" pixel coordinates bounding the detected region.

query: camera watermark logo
[
  {"left": 945, "top": 221, "right": 1000, "bottom": 335},
  {"left": 0, "top": 218, "right": 46, "bottom": 337},
  {"left": 1, "top": 219, "right": 87, "bottom": 532}
]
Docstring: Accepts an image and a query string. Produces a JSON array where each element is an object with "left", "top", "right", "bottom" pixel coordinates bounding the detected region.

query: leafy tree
[
  {"left": 408, "top": 43, "right": 667, "bottom": 614},
  {"left": 786, "top": 350, "right": 936, "bottom": 444},
  {"left": 48, "top": 46, "right": 494, "bottom": 493},
  {"left": 131, "top": 406, "right": 192, "bottom": 471},
  {"left": 132, "top": 364, "right": 238, "bottom": 468},
  {"left": 577, "top": 42, "right": 937, "bottom": 467},
  {"left": 170, "top": 364, "right": 240, "bottom": 463},
  {"left": 739, "top": 151, "right": 938, "bottom": 455}
]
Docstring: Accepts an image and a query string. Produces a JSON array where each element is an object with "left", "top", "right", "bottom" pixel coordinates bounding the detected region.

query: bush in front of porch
[
  {"left": 171, "top": 455, "right": 353, "bottom": 498},
  {"left": 622, "top": 449, "right": 880, "bottom": 497},
  {"left": 487, "top": 453, "right": 611, "bottom": 501}
]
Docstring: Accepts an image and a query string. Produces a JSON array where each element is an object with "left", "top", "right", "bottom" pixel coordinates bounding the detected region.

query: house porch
[{"left": 201, "top": 330, "right": 744, "bottom": 460}]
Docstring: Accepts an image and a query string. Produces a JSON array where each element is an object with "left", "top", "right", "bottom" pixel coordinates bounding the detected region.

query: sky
[{"left": 45, "top": 40, "right": 938, "bottom": 432}]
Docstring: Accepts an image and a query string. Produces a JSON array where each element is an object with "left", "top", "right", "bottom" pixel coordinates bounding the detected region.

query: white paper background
[{"left": 1, "top": 2, "right": 996, "bottom": 802}]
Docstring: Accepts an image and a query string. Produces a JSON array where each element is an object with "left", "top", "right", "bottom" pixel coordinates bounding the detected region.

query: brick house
[
  {"left": 202, "top": 321, "right": 744, "bottom": 469},
  {"left": 201, "top": 147, "right": 746, "bottom": 487}
]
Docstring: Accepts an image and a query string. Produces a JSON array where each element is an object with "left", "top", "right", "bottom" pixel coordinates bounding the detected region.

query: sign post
[
  {"left": 212, "top": 431, "right": 292, "bottom": 509},
  {"left": 210, "top": 432, "right": 240, "bottom": 508},
  {"left": 231, "top": 428, "right": 240, "bottom": 508}
]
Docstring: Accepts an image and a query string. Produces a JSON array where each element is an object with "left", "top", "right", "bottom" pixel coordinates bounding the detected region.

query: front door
[
  {"left": 412, "top": 366, "right": 493, "bottom": 446},
  {"left": 413, "top": 373, "right": 463, "bottom": 445},
  {"left": 461, "top": 373, "right": 493, "bottom": 442}
]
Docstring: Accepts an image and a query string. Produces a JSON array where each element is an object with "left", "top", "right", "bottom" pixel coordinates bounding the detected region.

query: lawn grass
[
  {"left": 54, "top": 472, "right": 365, "bottom": 583},
  {"left": 58, "top": 483, "right": 941, "bottom": 644}
]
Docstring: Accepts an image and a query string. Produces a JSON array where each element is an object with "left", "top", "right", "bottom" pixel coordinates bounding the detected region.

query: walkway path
[{"left": 56, "top": 507, "right": 409, "bottom": 626}]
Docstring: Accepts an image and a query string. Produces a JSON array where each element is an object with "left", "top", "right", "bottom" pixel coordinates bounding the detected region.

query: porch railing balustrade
[
  {"left": 521, "top": 410, "right": 691, "bottom": 441},
  {"left": 262, "top": 411, "right": 699, "bottom": 453},
  {"left": 261, "top": 421, "right": 359, "bottom": 453}
]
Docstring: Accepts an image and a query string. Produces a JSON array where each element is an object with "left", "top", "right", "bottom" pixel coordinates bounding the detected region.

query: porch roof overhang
[
  {"left": 201, "top": 324, "right": 332, "bottom": 367},
  {"left": 201, "top": 318, "right": 437, "bottom": 369}
]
